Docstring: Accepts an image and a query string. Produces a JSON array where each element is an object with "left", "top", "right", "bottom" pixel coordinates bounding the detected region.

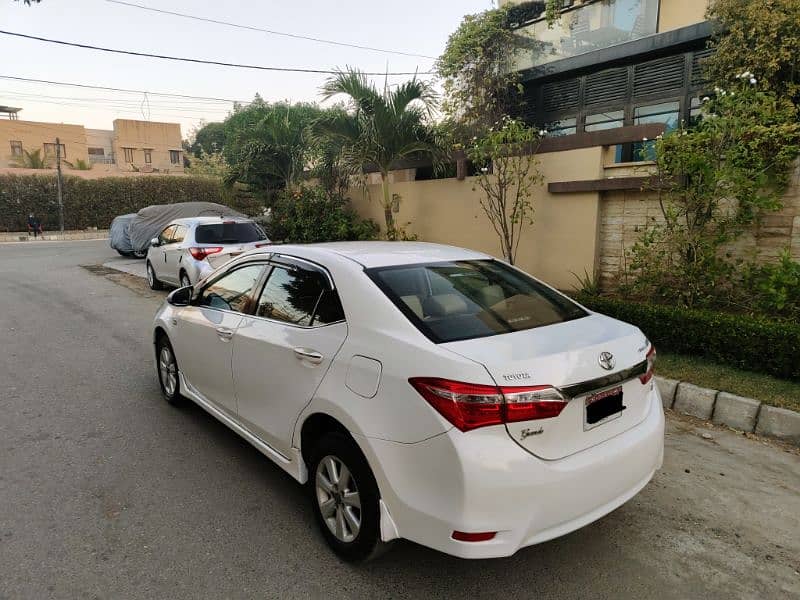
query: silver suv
[{"left": 146, "top": 217, "right": 269, "bottom": 290}]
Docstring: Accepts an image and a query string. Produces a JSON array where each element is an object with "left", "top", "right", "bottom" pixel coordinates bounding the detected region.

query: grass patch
[{"left": 657, "top": 352, "right": 800, "bottom": 413}]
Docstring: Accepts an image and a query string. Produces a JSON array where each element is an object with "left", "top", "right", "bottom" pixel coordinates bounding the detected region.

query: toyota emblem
[{"left": 598, "top": 351, "right": 615, "bottom": 371}]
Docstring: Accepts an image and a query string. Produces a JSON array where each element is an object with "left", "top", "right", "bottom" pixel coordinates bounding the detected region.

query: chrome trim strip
[{"left": 559, "top": 360, "right": 648, "bottom": 399}]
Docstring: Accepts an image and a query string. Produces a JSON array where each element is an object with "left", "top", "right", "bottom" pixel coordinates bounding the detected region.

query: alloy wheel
[
  {"left": 158, "top": 345, "right": 177, "bottom": 397},
  {"left": 180, "top": 273, "right": 191, "bottom": 288},
  {"left": 147, "top": 264, "right": 155, "bottom": 287},
  {"left": 315, "top": 455, "right": 361, "bottom": 543}
]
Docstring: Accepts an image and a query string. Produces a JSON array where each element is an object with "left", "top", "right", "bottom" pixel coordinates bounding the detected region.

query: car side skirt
[{"left": 178, "top": 373, "right": 308, "bottom": 483}]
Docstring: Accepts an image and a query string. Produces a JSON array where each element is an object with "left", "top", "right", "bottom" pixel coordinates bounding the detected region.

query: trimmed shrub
[
  {"left": 267, "top": 186, "right": 378, "bottom": 243},
  {"left": 577, "top": 295, "right": 800, "bottom": 381},
  {"left": 0, "top": 173, "right": 262, "bottom": 231}
]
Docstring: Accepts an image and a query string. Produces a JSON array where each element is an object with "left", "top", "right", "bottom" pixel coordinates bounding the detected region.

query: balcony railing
[
  {"left": 513, "top": 0, "right": 660, "bottom": 70},
  {"left": 88, "top": 155, "right": 115, "bottom": 165}
]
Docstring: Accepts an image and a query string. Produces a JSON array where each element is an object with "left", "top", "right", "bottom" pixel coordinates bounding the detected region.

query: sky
[{"left": 0, "top": 0, "right": 490, "bottom": 139}]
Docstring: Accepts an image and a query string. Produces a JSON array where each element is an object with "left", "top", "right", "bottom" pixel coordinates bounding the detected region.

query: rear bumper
[{"left": 361, "top": 384, "right": 665, "bottom": 559}]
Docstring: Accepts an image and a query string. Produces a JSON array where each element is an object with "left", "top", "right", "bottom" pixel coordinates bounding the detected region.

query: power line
[
  {"left": 0, "top": 30, "right": 433, "bottom": 76},
  {"left": 104, "top": 0, "right": 437, "bottom": 60},
  {"left": 0, "top": 75, "right": 250, "bottom": 103}
]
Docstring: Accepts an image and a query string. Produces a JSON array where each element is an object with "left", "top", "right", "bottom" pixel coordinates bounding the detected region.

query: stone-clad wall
[{"left": 598, "top": 166, "right": 800, "bottom": 290}]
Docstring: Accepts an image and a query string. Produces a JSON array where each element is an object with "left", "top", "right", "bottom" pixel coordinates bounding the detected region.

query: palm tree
[
  {"left": 313, "top": 68, "right": 441, "bottom": 233},
  {"left": 64, "top": 158, "right": 92, "bottom": 170},
  {"left": 9, "top": 148, "right": 51, "bottom": 169}
]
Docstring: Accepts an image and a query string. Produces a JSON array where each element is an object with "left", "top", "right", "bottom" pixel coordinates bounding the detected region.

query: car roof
[
  {"left": 171, "top": 216, "right": 254, "bottom": 226},
  {"left": 251, "top": 241, "right": 493, "bottom": 268}
]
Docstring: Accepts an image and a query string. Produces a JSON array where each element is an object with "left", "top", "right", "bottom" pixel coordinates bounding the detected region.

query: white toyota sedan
[{"left": 152, "top": 242, "right": 664, "bottom": 561}]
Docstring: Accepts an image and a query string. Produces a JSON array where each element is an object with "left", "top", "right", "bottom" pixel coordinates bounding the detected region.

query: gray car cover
[
  {"left": 127, "top": 202, "right": 247, "bottom": 253},
  {"left": 109, "top": 213, "right": 137, "bottom": 254}
]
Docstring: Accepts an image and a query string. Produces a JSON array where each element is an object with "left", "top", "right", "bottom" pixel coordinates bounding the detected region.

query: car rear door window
[
  {"left": 256, "top": 265, "right": 343, "bottom": 327},
  {"left": 195, "top": 222, "right": 266, "bottom": 244},
  {"left": 197, "top": 264, "right": 265, "bottom": 313},
  {"left": 368, "top": 260, "right": 588, "bottom": 343}
]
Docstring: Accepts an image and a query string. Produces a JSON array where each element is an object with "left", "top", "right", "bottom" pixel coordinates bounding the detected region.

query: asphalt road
[{"left": 1, "top": 240, "right": 798, "bottom": 600}]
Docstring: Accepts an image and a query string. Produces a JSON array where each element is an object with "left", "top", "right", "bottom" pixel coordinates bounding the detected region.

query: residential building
[
  {"left": 351, "top": 0, "right": 800, "bottom": 289},
  {"left": 0, "top": 109, "right": 184, "bottom": 173}
]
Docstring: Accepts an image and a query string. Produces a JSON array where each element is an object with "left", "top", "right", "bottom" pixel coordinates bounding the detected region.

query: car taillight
[
  {"left": 254, "top": 242, "right": 272, "bottom": 248},
  {"left": 640, "top": 344, "right": 656, "bottom": 384},
  {"left": 408, "top": 377, "right": 568, "bottom": 432},
  {"left": 188, "top": 246, "right": 223, "bottom": 260}
]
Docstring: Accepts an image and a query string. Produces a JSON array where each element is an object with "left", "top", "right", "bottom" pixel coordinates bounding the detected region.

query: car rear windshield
[
  {"left": 195, "top": 222, "right": 266, "bottom": 244},
  {"left": 367, "top": 260, "right": 588, "bottom": 343}
]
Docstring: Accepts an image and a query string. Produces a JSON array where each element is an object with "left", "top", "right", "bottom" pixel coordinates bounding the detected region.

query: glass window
[
  {"left": 195, "top": 222, "right": 267, "bottom": 244},
  {"left": 198, "top": 265, "right": 264, "bottom": 313},
  {"left": 256, "top": 266, "right": 332, "bottom": 326},
  {"left": 144, "top": 149, "right": 152, "bottom": 164},
  {"left": 43, "top": 143, "right": 66, "bottom": 158},
  {"left": 514, "top": 0, "right": 660, "bottom": 70},
  {"left": 10, "top": 140, "right": 22, "bottom": 156},
  {"left": 158, "top": 225, "right": 176, "bottom": 245},
  {"left": 368, "top": 260, "right": 588, "bottom": 343},
  {"left": 632, "top": 101, "right": 680, "bottom": 161},
  {"left": 88, "top": 147, "right": 105, "bottom": 156},
  {"left": 689, "top": 96, "right": 705, "bottom": 126},
  {"left": 171, "top": 225, "right": 187, "bottom": 243},
  {"left": 170, "top": 150, "right": 182, "bottom": 165},
  {"left": 123, "top": 147, "right": 135, "bottom": 163},
  {"left": 585, "top": 110, "right": 625, "bottom": 132},
  {"left": 546, "top": 117, "right": 577, "bottom": 137},
  {"left": 314, "top": 289, "right": 346, "bottom": 325}
]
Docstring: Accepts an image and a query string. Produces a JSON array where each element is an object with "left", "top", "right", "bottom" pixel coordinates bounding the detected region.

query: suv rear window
[
  {"left": 367, "top": 260, "right": 588, "bottom": 343},
  {"left": 195, "top": 221, "right": 266, "bottom": 244}
]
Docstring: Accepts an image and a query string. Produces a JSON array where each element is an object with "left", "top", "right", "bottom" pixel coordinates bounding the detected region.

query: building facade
[
  {"left": 0, "top": 111, "right": 184, "bottom": 173},
  {"left": 350, "top": 0, "right": 800, "bottom": 290}
]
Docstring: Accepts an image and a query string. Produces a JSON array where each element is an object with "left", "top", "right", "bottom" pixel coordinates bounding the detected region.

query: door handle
[
  {"left": 216, "top": 327, "right": 234, "bottom": 341},
  {"left": 293, "top": 347, "right": 324, "bottom": 365}
]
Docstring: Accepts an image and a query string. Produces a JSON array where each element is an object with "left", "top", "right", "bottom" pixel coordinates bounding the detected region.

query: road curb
[{"left": 655, "top": 376, "right": 799, "bottom": 446}]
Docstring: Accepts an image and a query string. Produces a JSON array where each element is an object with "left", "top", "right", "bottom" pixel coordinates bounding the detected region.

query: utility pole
[{"left": 55, "top": 137, "right": 64, "bottom": 233}]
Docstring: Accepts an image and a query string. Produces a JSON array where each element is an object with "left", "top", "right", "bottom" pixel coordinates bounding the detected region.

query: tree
[
  {"left": 467, "top": 117, "right": 544, "bottom": 265},
  {"left": 312, "top": 68, "right": 441, "bottom": 235},
  {"left": 190, "top": 121, "right": 228, "bottom": 157},
  {"left": 64, "top": 158, "right": 92, "bottom": 170},
  {"left": 627, "top": 76, "right": 800, "bottom": 308},
  {"left": 10, "top": 148, "right": 50, "bottom": 169},
  {"left": 437, "top": 2, "right": 542, "bottom": 141},
  {"left": 185, "top": 150, "right": 230, "bottom": 179},
  {"left": 706, "top": 0, "right": 800, "bottom": 104}
]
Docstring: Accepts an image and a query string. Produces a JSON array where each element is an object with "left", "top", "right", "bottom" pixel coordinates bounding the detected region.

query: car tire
[
  {"left": 179, "top": 271, "right": 191, "bottom": 289},
  {"left": 147, "top": 261, "right": 164, "bottom": 290},
  {"left": 308, "top": 432, "right": 389, "bottom": 562},
  {"left": 133, "top": 250, "right": 147, "bottom": 259},
  {"left": 156, "top": 335, "right": 182, "bottom": 406}
]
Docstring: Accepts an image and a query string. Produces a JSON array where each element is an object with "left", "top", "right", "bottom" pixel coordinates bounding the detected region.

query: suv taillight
[
  {"left": 408, "top": 377, "right": 568, "bottom": 432},
  {"left": 640, "top": 344, "right": 656, "bottom": 384},
  {"left": 188, "top": 246, "right": 223, "bottom": 261}
]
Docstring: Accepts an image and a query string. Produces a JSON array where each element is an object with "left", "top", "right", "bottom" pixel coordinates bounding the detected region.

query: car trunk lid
[{"left": 441, "top": 313, "right": 653, "bottom": 460}]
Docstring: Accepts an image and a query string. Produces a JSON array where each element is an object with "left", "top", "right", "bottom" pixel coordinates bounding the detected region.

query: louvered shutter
[
  {"left": 691, "top": 48, "right": 714, "bottom": 87},
  {"left": 633, "top": 55, "right": 686, "bottom": 98},
  {"left": 542, "top": 78, "right": 579, "bottom": 114},
  {"left": 584, "top": 67, "right": 628, "bottom": 107}
]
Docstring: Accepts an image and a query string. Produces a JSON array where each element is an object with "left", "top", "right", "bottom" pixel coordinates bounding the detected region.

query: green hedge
[
  {"left": 577, "top": 295, "right": 800, "bottom": 381},
  {"left": 0, "top": 173, "right": 262, "bottom": 232}
]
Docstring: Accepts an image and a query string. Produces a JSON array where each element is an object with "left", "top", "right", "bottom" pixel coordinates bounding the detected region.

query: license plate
[{"left": 584, "top": 386, "right": 625, "bottom": 429}]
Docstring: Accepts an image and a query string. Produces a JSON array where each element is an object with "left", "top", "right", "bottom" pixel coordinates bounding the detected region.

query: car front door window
[
  {"left": 198, "top": 265, "right": 265, "bottom": 313},
  {"left": 158, "top": 225, "right": 176, "bottom": 245}
]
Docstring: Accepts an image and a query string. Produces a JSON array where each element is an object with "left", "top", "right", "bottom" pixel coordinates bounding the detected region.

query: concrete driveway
[{"left": 0, "top": 240, "right": 798, "bottom": 599}]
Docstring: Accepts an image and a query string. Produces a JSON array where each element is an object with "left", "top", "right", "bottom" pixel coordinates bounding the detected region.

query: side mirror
[
  {"left": 150, "top": 237, "right": 160, "bottom": 247},
  {"left": 167, "top": 285, "right": 193, "bottom": 306}
]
